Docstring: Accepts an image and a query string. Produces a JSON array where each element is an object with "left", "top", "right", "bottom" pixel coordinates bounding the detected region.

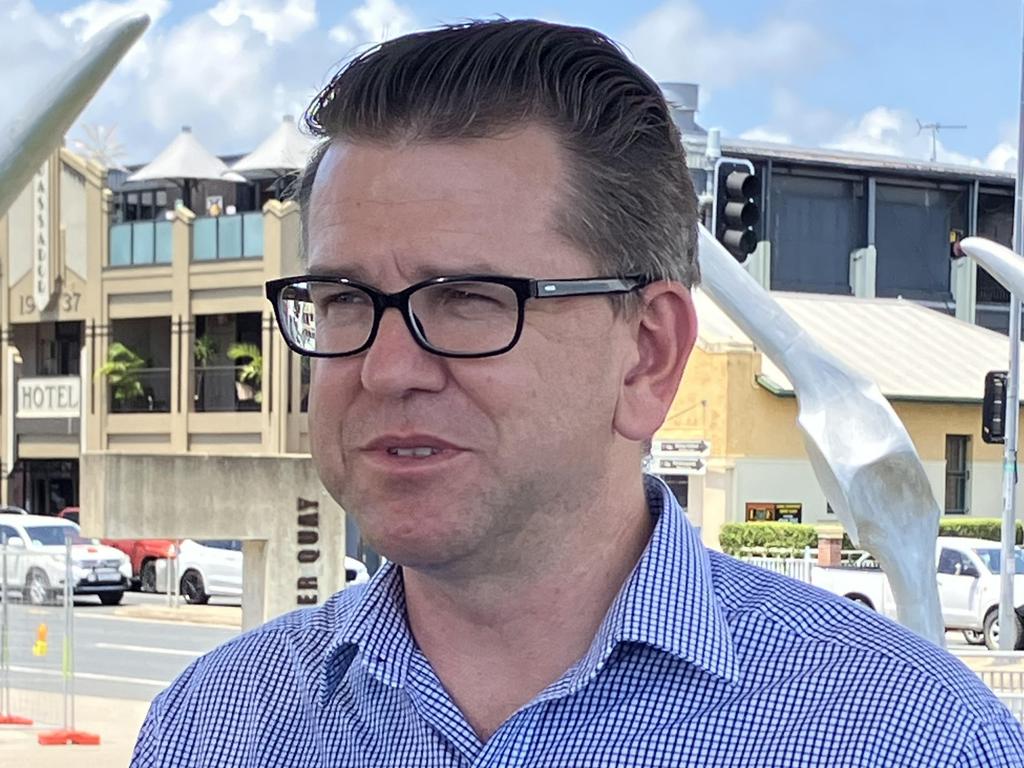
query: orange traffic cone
[{"left": 31, "top": 623, "right": 48, "bottom": 657}]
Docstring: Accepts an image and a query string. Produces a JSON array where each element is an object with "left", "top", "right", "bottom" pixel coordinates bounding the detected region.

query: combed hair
[{"left": 296, "top": 19, "right": 700, "bottom": 287}]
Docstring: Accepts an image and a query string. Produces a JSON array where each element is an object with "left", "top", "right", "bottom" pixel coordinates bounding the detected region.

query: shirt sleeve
[
  {"left": 955, "top": 713, "right": 1024, "bottom": 768},
  {"left": 130, "top": 697, "right": 162, "bottom": 768}
]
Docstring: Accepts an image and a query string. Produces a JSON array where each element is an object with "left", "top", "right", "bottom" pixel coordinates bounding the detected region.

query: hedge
[{"left": 719, "top": 517, "right": 1024, "bottom": 556}]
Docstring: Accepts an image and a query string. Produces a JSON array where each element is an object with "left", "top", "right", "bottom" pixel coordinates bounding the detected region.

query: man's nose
[{"left": 359, "top": 308, "right": 446, "bottom": 395}]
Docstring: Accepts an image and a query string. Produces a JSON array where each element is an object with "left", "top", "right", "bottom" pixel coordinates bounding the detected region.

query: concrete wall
[{"left": 80, "top": 452, "right": 346, "bottom": 630}]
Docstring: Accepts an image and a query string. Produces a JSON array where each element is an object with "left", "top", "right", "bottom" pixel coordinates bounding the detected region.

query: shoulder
[
  {"left": 707, "top": 551, "right": 1018, "bottom": 727},
  {"left": 130, "top": 585, "right": 368, "bottom": 767}
]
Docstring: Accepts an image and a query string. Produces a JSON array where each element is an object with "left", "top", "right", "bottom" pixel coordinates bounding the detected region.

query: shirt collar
[
  {"left": 563, "top": 475, "right": 741, "bottom": 693},
  {"left": 319, "top": 474, "right": 741, "bottom": 707}
]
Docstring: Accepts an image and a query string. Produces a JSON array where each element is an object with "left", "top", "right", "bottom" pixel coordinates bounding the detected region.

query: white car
[
  {"left": 153, "top": 539, "right": 369, "bottom": 604},
  {"left": 0, "top": 513, "right": 131, "bottom": 605}
]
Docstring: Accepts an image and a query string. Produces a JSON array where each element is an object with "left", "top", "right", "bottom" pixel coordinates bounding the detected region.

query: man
[{"left": 133, "top": 20, "right": 1024, "bottom": 767}]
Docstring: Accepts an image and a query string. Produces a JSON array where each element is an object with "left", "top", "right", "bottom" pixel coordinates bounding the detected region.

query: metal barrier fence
[
  {"left": 973, "top": 668, "right": 1024, "bottom": 723},
  {"left": 737, "top": 555, "right": 815, "bottom": 584},
  {"left": 0, "top": 532, "right": 100, "bottom": 745}
]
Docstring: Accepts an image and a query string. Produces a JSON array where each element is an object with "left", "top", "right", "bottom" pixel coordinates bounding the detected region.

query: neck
[{"left": 402, "top": 472, "right": 654, "bottom": 742}]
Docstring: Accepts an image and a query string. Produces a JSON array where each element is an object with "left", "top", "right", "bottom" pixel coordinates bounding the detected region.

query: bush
[
  {"left": 938, "top": 517, "right": 1023, "bottom": 544},
  {"left": 720, "top": 517, "right": 1024, "bottom": 557},
  {"left": 719, "top": 523, "right": 818, "bottom": 556}
]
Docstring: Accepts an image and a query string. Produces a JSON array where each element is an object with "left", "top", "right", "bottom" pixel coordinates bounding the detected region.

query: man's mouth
[{"left": 386, "top": 447, "right": 442, "bottom": 457}]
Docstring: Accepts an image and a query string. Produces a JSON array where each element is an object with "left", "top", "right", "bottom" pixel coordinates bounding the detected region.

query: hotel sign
[
  {"left": 33, "top": 162, "right": 50, "bottom": 311},
  {"left": 18, "top": 376, "right": 80, "bottom": 419}
]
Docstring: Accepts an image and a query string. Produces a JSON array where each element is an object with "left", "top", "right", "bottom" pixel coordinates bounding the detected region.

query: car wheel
[
  {"left": 99, "top": 591, "right": 124, "bottom": 606},
  {"left": 984, "top": 609, "right": 1004, "bottom": 650},
  {"left": 25, "top": 569, "right": 50, "bottom": 606},
  {"left": 140, "top": 560, "right": 157, "bottom": 593},
  {"left": 180, "top": 570, "right": 209, "bottom": 605},
  {"left": 845, "top": 594, "right": 874, "bottom": 610},
  {"left": 963, "top": 629, "right": 985, "bottom": 645}
]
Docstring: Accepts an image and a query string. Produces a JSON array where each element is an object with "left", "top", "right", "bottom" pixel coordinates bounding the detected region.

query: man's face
[{"left": 306, "top": 126, "right": 639, "bottom": 573}]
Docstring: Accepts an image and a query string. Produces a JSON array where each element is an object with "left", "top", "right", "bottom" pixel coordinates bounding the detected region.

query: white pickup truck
[{"left": 810, "top": 536, "right": 1024, "bottom": 650}]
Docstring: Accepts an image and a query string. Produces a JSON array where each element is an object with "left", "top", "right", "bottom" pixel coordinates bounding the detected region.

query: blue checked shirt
[{"left": 132, "top": 477, "right": 1024, "bottom": 766}]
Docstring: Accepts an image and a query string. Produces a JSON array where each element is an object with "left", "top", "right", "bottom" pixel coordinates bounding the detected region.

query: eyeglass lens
[{"left": 279, "top": 280, "right": 521, "bottom": 355}]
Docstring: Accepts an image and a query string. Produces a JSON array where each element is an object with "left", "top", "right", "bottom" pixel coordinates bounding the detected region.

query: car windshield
[
  {"left": 23, "top": 524, "right": 87, "bottom": 546},
  {"left": 197, "top": 540, "right": 242, "bottom": 551},
  {"left": 974, "top": 548, "right": 1024, "bottom": 574}
]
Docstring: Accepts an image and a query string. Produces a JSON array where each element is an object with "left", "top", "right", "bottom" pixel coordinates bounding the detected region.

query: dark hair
[{"left": 297, "top": 19, "right": 700, "bottom": 287}]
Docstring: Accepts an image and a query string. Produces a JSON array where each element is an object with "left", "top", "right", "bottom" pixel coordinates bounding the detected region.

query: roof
[
  {"left": 0, "top": 513, "right": 76, "bottom": 524},
  {"left": 231, "top": 115, "right": 316, "bottom": 177},
  {"left": 693, "top": 289, "right": 1024, "bottom": 403},
  {"left": 723, "top": 137, "right": 1014, "bottom": 184},
  {"left": 128, "top": 126, "right": 245, "bottom": 183},
  {"left": 937, "top": 537, "right": 1010, "bottom": 549}
]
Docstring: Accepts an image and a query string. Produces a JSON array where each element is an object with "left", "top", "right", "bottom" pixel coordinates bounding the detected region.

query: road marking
[
  {"left": 95, "top": 642, "right": 202, "bottom": 657},
  {"left": 73, "top": 612, "right": 239, "bottom": 631},
  {"left": 9, "top": 665, "right": 170, "bottom": 687}
]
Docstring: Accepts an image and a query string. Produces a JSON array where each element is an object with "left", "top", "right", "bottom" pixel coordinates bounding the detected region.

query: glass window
[
  {"left": 770, "top": 174, "right": 865, "bottom": 294},
  {"left": 974, "top": 548, "right": 1024, "bottom": 575},
  {"left": 876, "top": 184, "right": 966, "bottom": 301},
  {"left": 944, "top": 435, "right": 970, "bottom": 515},
  {"left": 23, "top": 524, "right": 79, "bottom": 546},
  {"left": 937, "top": 548, "right": 965, "bottom": 575}
]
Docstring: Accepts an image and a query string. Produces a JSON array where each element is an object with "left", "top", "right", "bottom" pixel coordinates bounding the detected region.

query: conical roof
[
  {"left": 128, "top": 126, "right": 245, "bottom": 182},
  {"left": 230, "top": 115, "right": 316, "bottom": 178}
]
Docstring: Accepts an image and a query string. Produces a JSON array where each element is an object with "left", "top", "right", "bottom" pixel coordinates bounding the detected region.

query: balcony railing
[
  {"left": 108, "top": 368, "right": 172, "bottom": 413},
  {"left": 109, "top": 220, "right": 173, "bottom": 266},
  {"left": 192, "top": 213, "right": 263, "bottom": 261},
  {"left": 193, "top": 365, "right": 261, "bottom": 412}
]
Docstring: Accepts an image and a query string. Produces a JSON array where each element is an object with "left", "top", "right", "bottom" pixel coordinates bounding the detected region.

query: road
[{"left": 2, "top": 590, "right": 240, "bottom": 703}]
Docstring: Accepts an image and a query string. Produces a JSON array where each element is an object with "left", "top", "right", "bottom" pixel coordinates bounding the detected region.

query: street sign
[{"left": 651, "top": 438, "right": 710, "bottom": 475}]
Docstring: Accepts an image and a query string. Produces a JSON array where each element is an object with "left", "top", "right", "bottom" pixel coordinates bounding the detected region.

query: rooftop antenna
[{"left": 915, "top": 119, "right": 967, "bottom": 162}]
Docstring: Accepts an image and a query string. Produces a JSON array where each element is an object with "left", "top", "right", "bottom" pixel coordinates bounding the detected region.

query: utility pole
[{"left": 915, "top": 120, "right": 967, "bottom": 162}]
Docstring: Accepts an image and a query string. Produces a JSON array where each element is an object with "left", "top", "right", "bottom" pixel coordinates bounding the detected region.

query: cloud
[
  {"left": 208, "top": 0, "right": 317, "bottom": 45},
  {"left": 59, "top": 0, "right": 169, "bottom": 42},
  {"left": 623, "top": 1, "right": 828, "bottom": 88},
  {"left": 738, "top": 127, "right": 792, "bottom": 145},
  {"left": 1, "top": 0, "right": 400, "bottom": 163},
  {"left": 328, "top": 0, "right": 416, "bottom": 53},
  {"left": 985, "top": 142, "right": 1016, "bottom": 172}
]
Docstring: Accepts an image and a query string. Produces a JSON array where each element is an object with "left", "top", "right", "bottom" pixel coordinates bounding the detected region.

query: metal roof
[
  {"left": 680, "top": 131, "right": 1014, "bottom": 186},
  {"left": 693, "top": 289, "right": 1023, "bottom": 402}
]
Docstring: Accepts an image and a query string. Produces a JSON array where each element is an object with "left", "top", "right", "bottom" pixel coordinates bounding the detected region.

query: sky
[{"left": 3, "top": 0, "right": 1022, "bottom": 169}]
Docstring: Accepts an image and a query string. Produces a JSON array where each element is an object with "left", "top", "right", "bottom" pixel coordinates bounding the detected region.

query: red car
[{"left": 101, "top": 537, "right": 177, "bottom": 591}]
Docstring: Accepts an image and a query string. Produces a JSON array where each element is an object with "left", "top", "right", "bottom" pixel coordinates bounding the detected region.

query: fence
[
  {"left": 0, "top": 531, "right": 100, "bottom": 745},
  {"left": 737, "top": 554, "right": 816, "bottom": 584}
]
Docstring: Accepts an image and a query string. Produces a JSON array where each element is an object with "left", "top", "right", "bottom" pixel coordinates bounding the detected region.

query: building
[
  {"left": 0, "top": 99, "right": 1019, "bottom": 623},
  {"left": 655, "top": 290, "right": 1022, "bottom": 550}
]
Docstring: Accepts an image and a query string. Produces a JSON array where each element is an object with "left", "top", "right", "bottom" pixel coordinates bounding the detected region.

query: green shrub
[
  {"left": 720, "top": 517, "right": 1024, "bottom": 557},
  {"left": 719, "top": 522, "right": 818, "bottom": 556},
  {"left": 938, "top": 517, "right": 1023, "bottom": 544}
]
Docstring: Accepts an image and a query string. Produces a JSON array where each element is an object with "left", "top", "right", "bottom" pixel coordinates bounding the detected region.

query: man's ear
[{"left": 613, "top": 282, "right": 698, "bottom": 442}]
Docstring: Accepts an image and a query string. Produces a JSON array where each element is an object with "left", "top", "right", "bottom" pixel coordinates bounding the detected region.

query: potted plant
[
  {"left": 226, "top": 342, "right": 263, "bottom": 404},
  {"left": 95, "top": 341, "right": 146, "bottom": 408},
  {"left": 193, "top": 334, "right": 219, "bottom": 408}
]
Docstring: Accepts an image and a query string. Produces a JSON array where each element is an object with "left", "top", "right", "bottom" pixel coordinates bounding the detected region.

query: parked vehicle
[
  {"left": 810, "top": 537, "right": 1024, "bottom": 650},
  {"left": 151, "top": 540, "right": 370, "bottom": 604},
  {"left": 56, "top": 506, "right": 80, "bottom": 524},
  {"left": 102, "top": 537, "right": 176, "bottom": 591},
  {"left": 0, "top": 513, "right": 131, "bottom": 605}
]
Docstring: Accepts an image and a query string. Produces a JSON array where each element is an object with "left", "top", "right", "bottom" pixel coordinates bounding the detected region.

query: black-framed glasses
[{"left": 264, "top": 274, "right": 650, "bottom": 359}]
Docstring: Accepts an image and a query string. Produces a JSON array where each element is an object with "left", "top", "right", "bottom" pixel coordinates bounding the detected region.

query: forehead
[{"left": 305, "top": 127, "right": 592, "bottom": 282}]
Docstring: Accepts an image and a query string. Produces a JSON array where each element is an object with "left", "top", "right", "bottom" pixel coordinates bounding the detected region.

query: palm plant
[
  {"left": 227, "top": 342, "right": 263, "bottom": 404},
  {"left": 193, "top": 334, "right": 220, "bottom": 407},
  {"left": 95, "top": 341, "right": 146, "bottom": 403}
]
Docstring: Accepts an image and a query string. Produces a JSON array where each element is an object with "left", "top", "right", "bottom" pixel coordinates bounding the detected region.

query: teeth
[{"left": 388, "top": 447, "right": 439, "bottom": 457}]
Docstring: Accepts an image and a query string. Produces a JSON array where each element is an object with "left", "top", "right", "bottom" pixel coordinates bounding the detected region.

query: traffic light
[
  {"left": 714, "top": 160, "right": 760, "bottom": 262},
  {"left": 983, "top": 370, "right": 1009, "bottom": 444}
]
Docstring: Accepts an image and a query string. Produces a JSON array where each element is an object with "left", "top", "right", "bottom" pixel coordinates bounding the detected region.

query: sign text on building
[
  {"left": 17, "top": 376, "right": 80, "bottom": 419},
  {"left": 32, "top": 162, "right": 50, "bottom": 311}
]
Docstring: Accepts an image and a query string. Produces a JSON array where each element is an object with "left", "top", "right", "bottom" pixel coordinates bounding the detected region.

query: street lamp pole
[{"left": 998, "top": 4, "right": 1024, "bottom": 651}]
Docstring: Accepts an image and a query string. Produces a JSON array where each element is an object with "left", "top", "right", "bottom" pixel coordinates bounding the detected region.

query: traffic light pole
[
  {"left": 998, "top": 9, "right": 1024, "bottom": 651},
  {"left": 709, "top": 156, "right": 755, "bottom": 236}
]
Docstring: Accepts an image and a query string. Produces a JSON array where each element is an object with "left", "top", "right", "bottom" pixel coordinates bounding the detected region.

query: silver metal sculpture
[
  {"left": 0, "top": 14, "right": 149, "bottom": 217},
  {"left": 698, "top": 225, "right": 946, "bottom": 645}
]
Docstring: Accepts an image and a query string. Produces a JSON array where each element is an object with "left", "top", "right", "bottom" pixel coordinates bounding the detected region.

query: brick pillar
[{"left": 817, "top": 531, "right": 843, "bottom": 567}]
